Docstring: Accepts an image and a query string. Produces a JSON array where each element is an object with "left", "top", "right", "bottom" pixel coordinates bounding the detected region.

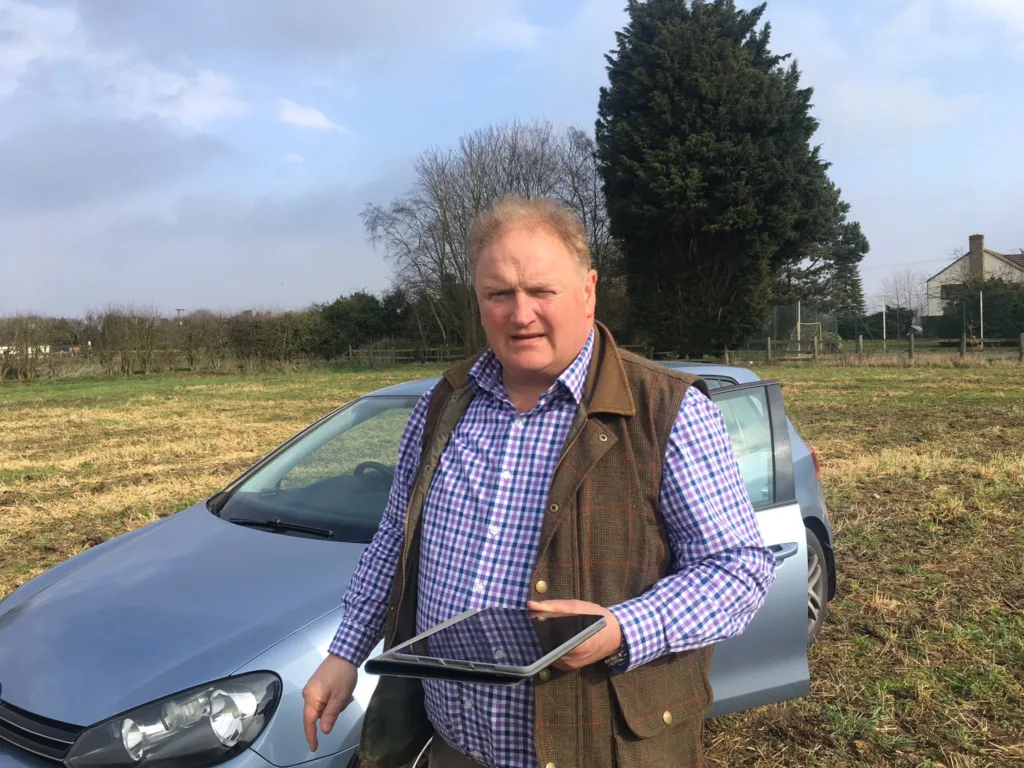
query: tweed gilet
[{"left": 353, "top": 322, "right": 714, "bottom": 768}]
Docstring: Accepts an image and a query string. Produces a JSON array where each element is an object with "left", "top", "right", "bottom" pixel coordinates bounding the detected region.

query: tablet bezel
[{"left": 365, "top": 607, "right": 607, "bottom": 682}]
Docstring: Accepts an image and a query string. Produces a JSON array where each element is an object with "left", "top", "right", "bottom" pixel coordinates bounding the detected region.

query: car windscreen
[{"left": 216, "top": 395, "right": 419, "bottom": 542}]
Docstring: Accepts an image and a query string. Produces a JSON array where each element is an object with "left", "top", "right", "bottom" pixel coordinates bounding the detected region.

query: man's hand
[
  {"left": 527, "top": 599, "right": 623, "bottom": 672},
  {"left": 302, "top": 655, "right": 358, "bottom": 752}
]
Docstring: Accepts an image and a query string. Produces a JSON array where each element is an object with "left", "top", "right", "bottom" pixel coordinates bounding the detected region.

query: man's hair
[{"left": 468, "top": 196, "right": 591, "bottom": 277}]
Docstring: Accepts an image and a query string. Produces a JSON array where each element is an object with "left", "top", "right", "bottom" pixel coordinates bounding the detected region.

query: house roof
[
  {"left": 988, "top": 249, "right": 1024, "bottom": 272},
  {"left": 1000, "top": 251, "right": 1024, "bottom": 269},
  {"left": 925, "top": 254, "right": 967, "bottom": 282},
  {"left": 925, "top": 248, "right": 1024, "bottom": 282}
]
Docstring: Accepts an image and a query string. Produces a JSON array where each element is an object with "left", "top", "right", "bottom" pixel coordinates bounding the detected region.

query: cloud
[
  {"left": 0, "top": 0, "right": 246, "bottom": 126},
  {"left": 0, "top": 175, "right": 407, "bottom": 315},
  {"left": 108, "top": 65, "right": 247, "bottom": 127},
  {"left": 951, "top": 0, "right": 1024, "bottom": 36},
  {"left": 278, "top": 99, "right": 349, "bottom": 133},
  {"left": 284, "top": 152, "right": 304, "bottom": 165},
  {"left": 73, "top": 0, "right": 539, "bottom": 68},
  {"left": 0, "top": 118, "right": 233, "bottom": 213}
]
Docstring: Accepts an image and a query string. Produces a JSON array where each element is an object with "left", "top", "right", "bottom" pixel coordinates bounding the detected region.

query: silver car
[{"left": 0, "top": 364, "right": 835, "bottom": 768}]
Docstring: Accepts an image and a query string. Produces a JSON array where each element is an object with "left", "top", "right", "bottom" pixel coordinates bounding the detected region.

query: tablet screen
[{"left": 400, "top": 607, "right": 604, "bottom": 668}]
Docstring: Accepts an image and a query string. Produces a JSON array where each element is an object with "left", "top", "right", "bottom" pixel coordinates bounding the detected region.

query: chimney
[{"left": 969, "top": 233, "right": 985, "bottom": 281}]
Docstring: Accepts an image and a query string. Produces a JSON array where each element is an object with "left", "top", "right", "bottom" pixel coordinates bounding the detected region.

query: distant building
[{"left": 925, "top": 234, "right": 1024, "bottom": 317}]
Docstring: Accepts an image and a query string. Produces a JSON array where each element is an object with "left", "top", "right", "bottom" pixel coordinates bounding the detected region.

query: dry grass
[{"left": 2, "top": 363, "right": 1023, "bottom": 767}]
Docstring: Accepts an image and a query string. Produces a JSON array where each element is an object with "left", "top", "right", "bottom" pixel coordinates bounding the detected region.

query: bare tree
[
  {"left": 364, "top": 120, "right": 624, "bottom": 348},
  {"left": 881, "top": 268, "right": 928, "bottom": 321}
]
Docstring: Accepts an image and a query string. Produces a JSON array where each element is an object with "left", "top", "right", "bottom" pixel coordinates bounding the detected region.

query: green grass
[{"left": 2, "top": 362, "right": 1023, "bottom": 766}]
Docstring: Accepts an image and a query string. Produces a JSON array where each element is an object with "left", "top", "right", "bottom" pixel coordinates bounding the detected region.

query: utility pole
[
  {"left": 979, "top": 290, "right": 984, "bottom": 343},
  {"left": 796, "top": 300, "right": 801, "bottom": 343},
  {"left": 882, "top": 296, "right": 887, "bottom": 352}
]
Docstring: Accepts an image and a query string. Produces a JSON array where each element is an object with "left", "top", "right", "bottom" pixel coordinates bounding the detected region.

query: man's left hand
[{"left": 526, "top": 599, "right": 623, "bottom": 671}]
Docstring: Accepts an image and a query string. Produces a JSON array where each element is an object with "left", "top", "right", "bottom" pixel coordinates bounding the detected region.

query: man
[{"left": 303, "top": 196, "right": 776, "bottom": 767}]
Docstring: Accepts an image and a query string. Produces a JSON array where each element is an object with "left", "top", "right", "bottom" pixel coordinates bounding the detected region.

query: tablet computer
[{"left": 364, "top": 607, "right": 606, "bottom": 686}]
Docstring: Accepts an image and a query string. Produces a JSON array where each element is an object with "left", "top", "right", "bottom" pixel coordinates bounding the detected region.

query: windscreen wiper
[{"left": 227, "top": 517, "right": 333, "bottom": 539}]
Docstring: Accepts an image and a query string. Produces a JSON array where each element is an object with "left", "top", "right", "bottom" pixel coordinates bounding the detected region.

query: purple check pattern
[{"left": 330, "top": 330, "right": 775, "bottom": 768}]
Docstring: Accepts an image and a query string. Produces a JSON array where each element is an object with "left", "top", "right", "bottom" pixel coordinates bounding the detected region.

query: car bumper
[{"left": 0, "top": 740, "right": 356, "bottom": 768}]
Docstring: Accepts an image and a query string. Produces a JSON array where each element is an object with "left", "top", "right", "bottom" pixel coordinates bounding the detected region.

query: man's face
[{"left": 474, "top": 224, "right": 597, "bottom": 385}]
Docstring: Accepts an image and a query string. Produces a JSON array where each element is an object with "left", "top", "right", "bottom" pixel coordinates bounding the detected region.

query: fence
[{"left": 343, "top": 345, "right": 473, "bottom": 366}]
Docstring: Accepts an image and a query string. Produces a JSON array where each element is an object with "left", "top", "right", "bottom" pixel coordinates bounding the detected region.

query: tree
[
  {"left": 937, "top": 277, "right": 1024, "bottom": 339},
  {"left": 881, "top": 269, "right": 927, "bottom": 322},
  {"left": 364, "top": 120, "right": 624, "bottom": 348},
  {"left": 596, "top": 0, "right": 867, "bottom": 354}
]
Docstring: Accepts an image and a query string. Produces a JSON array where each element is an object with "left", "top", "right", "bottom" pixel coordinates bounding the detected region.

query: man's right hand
[{"left": 302, "top": 654, "right": 359, "bottom": 752}]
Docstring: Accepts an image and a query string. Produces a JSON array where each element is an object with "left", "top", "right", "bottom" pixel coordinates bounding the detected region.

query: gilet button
[
  {"left": 598, "top": 433, "right": 609, "bottom": 442},
  {"left": 538, "top": 669, "right": 551, "bottom": 682},
  {"left": 546, "top": 763, "right": 556, "bottom": 768},
  {"left": 535, "top": 580, "right": 548, "bottom": 594},
  {"left": 663, "top": 710, "right": 673, "bottom": 725}
]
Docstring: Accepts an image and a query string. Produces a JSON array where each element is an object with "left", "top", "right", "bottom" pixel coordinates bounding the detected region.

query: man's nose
[{"left": 510, "top": 293, "right": 536, "bottom": 326}]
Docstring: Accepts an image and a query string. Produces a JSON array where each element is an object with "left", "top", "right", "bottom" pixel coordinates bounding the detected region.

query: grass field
[{"left": 2, "top": 364, "right": 1023, "bottom": 767}]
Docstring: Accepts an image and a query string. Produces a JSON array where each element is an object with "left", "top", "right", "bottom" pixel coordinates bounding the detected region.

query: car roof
[{"left": 365, "top": 361, "right": 761, "bottom": 398}]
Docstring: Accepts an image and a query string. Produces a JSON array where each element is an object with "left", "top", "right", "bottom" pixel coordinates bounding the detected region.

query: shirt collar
[{"left": 467, "top": 327, "right": 595, "bottom": 407}]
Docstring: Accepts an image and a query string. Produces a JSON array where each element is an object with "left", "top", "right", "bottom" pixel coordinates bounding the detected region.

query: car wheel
[{"left": 806, "top": 528, "right": 828, "bottom": 645}]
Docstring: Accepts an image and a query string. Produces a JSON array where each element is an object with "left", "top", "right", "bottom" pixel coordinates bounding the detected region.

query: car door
[{"left": 705, "top": 380, "right": 810, "bottom": 716}]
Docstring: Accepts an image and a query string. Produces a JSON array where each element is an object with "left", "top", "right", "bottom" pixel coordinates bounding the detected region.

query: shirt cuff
[
  {"left": 327, "top": 620, "right": 381, "bottom": 667},
  {"left": 608, "top": 597, "right": 666, "bottom": 672}
]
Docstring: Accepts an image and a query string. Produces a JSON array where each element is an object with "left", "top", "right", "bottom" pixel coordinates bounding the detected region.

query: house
[{"left": 925, "top": 234, "right": 1024, "bottom": 316}]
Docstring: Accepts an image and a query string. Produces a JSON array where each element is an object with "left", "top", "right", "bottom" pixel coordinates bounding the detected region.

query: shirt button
[
  {"left": 501, "top": 470, "right": 513, "bottom": 480},
  {"left": 535, "top": 580, "right": 548, "bottom": 594},
  {"left": 513, "top": 417, "right": 525, "bottom": 428},
  {"left": 488, "top": 524, "right": 500, "bottom": 536},
  {"left": 464, "top": 698, "right": 473, "bottom": 710},
  {"left": 472, "top": 751, "right": 484, "bottom": 761},
  {"left": 494, "top": 649, "right": 506, "bottom": 660},
  {"left": 473, "top": 580, "right": 485, "bottom": 594}
]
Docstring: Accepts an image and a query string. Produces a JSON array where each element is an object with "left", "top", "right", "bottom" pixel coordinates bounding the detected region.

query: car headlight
[{"left": 64, "top": 672, "right": 281, "bottom": 768}]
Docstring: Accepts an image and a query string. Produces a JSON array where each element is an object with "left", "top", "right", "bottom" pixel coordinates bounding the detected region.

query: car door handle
[{"left": 770, "top": 542, "right": 800, "bottom": 564}]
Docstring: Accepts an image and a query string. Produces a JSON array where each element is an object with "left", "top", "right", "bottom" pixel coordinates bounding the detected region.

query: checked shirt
[{"left": 330, "top": 330, "right": 774, "bottom": 768}]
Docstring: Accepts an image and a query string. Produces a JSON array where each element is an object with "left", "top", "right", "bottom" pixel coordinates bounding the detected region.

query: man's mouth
[{"left": 510, "top": 333, "right": 545, "bottom": 343}]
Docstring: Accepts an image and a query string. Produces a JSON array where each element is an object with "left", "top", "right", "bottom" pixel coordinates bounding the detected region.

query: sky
[{"left": 1, "top": 0, "right": 1022, "bottom": 317}]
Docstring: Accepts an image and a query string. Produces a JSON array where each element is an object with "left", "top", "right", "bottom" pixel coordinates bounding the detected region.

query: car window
[
  {"left": 280, "top": 408, "right": 409, "bottom": 490},
  {"left": 217, "top": 396, "right": 419, "bottom": 542},
  {"left": 714, "top": 387, "right": 774, "bottom": 507}
]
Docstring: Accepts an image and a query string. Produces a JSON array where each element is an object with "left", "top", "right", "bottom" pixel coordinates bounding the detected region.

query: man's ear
[{"left": 585, "top": 269, "right": 598, "bottom": 318}]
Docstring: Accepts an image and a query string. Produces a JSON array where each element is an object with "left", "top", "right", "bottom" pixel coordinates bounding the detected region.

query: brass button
[
  {"left": 538, "top": 669, "right": 551, "bottom": 682},
  {"left": 663, "top": 710, "right": 673, "bottom": 725},
  {"left": 548, "top": 504, "right": 559, "bottom": 513},
  {"left": 535, "top": 580, "right": 548, "bottom": 594},
  {"left": 546, "top": 763, "right": 556, "bottom": 768},
  {"left": 598, "top": 433, "right": 609, "bottom": 442}
]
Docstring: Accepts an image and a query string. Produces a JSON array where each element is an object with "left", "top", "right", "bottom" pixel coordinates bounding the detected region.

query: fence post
[
  {"left": 909, "top": 333, "right": 915, "bottom": 360},
  {"left": 723, "top": 347, "right": 731, "bottom": 365},
  {"left": 857, "top": 335, "right": 863, "bottom": 354},
  {"left": 961, "top": 333, "right": 967, "bottom": 359},
  {"left": 812, "top": 336, "right": 819, "bottom": 360},
  {"left": 766, "top": 337, "right": 773, "bottom": 362}
]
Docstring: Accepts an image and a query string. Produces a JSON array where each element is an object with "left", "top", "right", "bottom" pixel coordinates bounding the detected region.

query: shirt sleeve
[
  {"left": 328, "top": 387, "right": 433, "bottom": 665},
  {"left": 608, "top": 385, "right": 777, "bottom": 671}
]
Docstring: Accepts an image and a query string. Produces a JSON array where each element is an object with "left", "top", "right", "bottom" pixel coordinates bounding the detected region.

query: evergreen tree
[{"left": 596, "top": 0, "right": 867, "bottom": 354}]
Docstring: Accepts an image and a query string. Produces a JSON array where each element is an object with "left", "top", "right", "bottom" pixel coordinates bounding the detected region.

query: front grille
[{"left": 0, "top": 700, "right": 84, "bottom": 763}]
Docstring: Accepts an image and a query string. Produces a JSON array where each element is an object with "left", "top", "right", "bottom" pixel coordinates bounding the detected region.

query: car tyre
[{"left": 806, "top": 528, "right": 828, "bottom": 645}]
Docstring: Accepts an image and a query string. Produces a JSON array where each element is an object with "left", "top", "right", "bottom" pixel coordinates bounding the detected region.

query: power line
[{"left": 858, "top": 257, "right": 958, "bottom": 272}]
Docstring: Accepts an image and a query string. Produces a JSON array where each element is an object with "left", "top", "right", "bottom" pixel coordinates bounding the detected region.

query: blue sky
[{"left": 1, "top": 0, "right": 1022, "bottom": 316}]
